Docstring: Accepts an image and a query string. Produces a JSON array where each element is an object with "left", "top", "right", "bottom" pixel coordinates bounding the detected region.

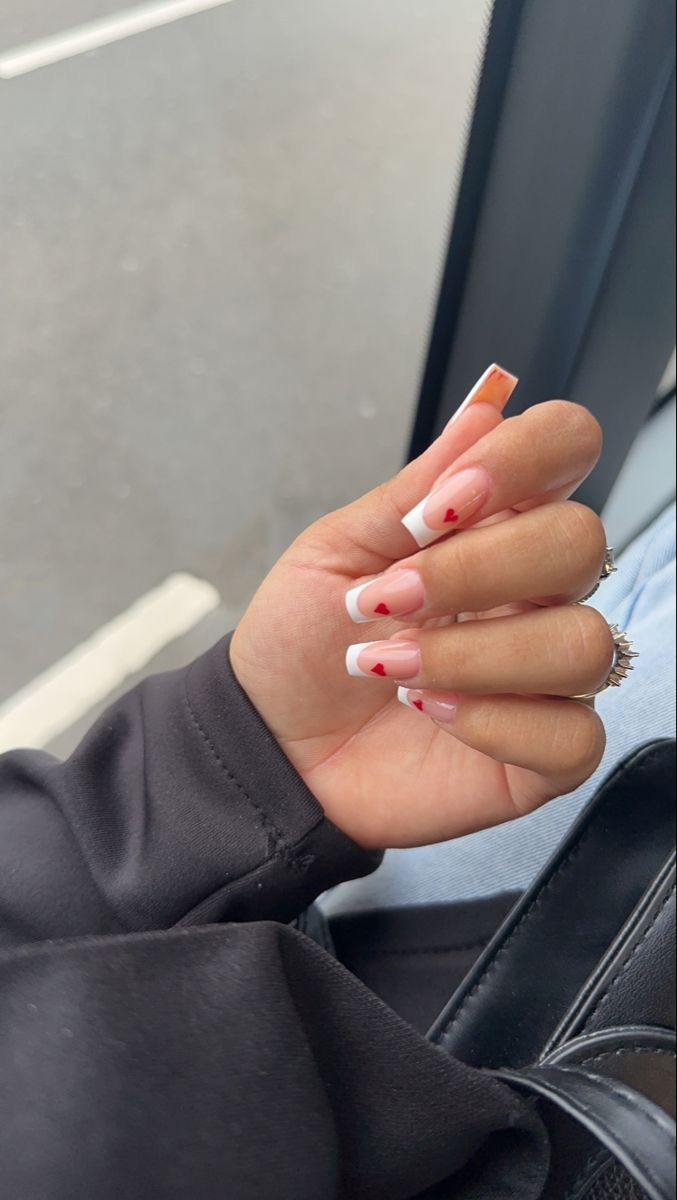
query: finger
[
  {"left": 319, "top": 364, "right": 517, "bottom": 572},
  {"left": 345, "top": 501, "right": 606, "bottom": 623},
  {"left": 400, "top": 401, "right": 602, "bottom": 548},
  {"left": 397, "top": 689, "right": 606, "bottom": 799},
  {"left": 345, "top": 604, "right": 615, "bottom": 697}
]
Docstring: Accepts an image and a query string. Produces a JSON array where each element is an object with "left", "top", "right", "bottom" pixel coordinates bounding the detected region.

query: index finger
[
  {"left": 328, "top": 364, "right": 517, "bottom": 572},
  {"left": 400, "top": 401, "right": 602, "bottom": 549}
]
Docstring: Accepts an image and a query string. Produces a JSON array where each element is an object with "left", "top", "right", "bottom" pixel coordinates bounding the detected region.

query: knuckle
[{"left": 442, "top": 535, "right": 474, "bottom": 599}]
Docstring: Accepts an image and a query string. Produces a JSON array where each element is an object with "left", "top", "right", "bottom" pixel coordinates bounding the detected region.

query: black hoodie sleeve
[
  {"left": 0, "top": 633, "right": 380, "bottom": 948},
  {"left": 0, "top": 633, "right": 549, "bottom": 1199}
]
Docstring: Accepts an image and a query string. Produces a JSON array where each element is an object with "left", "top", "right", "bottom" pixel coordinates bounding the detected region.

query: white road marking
[
  {"left": 0, "top": 0, "right": 235, "bottom": 80},
  {"left": 0, "top": 574, "right": 220, "bottom": 752}
]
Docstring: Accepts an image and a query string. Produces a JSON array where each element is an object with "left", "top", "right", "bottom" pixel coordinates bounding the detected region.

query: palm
[{"left": 231, "top": 523, "right": 545, "bottom": 850}]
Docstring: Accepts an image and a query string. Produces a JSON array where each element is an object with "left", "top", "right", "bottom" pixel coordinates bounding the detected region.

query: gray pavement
[{"left": 0, "top": 0, "right": 488, "bottom": 704}]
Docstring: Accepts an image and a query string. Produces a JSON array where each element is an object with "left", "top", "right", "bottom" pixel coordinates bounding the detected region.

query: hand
[{"left": 230, "top": 369, "right": 609, "bottom": 849}]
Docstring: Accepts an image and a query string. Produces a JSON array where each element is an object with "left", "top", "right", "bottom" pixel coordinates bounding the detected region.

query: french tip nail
[
  {"left": 401, "top": 499, "right": 436, "bottom": 549},
  {"left": 491, "top": 362, "right": 519, "bottom": 384},
  {"left": 397, "top": 686, "right": 411, "bottom": 707},
  {"left": 344, "top": 582, "right": 372, "bottom": 624},
  {"left": 345, "top": 644, "right": 366, "bottom": 676},
  {"left": 445, "top": 363, "right": 518, "bottom": 429}
]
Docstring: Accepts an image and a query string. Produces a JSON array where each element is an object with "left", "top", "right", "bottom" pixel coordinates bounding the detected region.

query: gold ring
[{"left": 574, "top": 624, "right": 639, "bottom": 699}]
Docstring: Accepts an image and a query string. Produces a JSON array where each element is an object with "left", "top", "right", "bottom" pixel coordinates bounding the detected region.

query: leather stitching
[
  {"left": 542, "top": 1070, "right": 674, "bottom": 1195},
  {"left": 435, "top": 799, "right": 603, "bottom": 1041},
  {"left": 579, "top": 884, "right": 676, "bottom": 1034},
  {"left": 578, "top": 1048, "right": 677, "bottom": 1068},
  {"left": 436, "top": 746, "right": 667, "bottom": 1044},
  {"left": 571, "top": 1070, "right": 674, "bottom": 1139}
]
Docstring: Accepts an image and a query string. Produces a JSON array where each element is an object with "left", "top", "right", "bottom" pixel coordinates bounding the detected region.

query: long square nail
[
  {"left": 345, "top": 640, "right": 421, "bottom": 679},
  {"left": 446, "top": 363, "right": 518, "bottom": 427},
  {"left": 401, "top": 466, "right": 491, "bottom": 549},
  {"left": 345, "top": 568, "right": 425, "bottom": 624}
]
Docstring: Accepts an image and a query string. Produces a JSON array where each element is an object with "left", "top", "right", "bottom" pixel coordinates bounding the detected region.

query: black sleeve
[
  {"left": 0, "top": 921, "right": 548, "bottom": 1200},
  {"left": 0, "top": 634, "right": 380, "bottom": 948},
  {"left": 0, "top": 635, "right": 549, "bottom": 1198}
]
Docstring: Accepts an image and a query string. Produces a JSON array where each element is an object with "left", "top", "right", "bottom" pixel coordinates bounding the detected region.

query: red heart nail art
[
  {"left": 412, "top": 699, "right": 424, "bottom": 711},
  {"left": 444, "top": 508, "right": 460, "bottom": 524},
  {"left": 371, "top": 663, "right": 387, "bottom": 677},
  {"left": 374, "top": 602, "right": 390, "bottom": 615}
]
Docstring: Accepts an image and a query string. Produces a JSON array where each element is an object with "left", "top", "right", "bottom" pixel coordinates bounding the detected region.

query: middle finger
[{"left": 345, "top": 500, "right": 607, "bottom": 623}]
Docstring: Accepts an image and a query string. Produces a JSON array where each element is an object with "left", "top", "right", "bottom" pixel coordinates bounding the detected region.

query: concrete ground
[{"left": 0, "top": 0, "right": 489, "bottom": 722}]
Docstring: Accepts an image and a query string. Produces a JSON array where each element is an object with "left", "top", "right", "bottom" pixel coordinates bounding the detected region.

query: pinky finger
[{"left": 397, "top": 688, "right": 606, "bottom": 798}]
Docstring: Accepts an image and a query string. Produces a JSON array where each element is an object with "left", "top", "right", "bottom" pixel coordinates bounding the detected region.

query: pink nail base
[
  {"left": 346, "top": 640, "right": 421, "bottom": 680},
  {"left": 402, "top": 466, "right": 492, "bottom": 549},
  {"left": 398, "top": 688, "right": 459, "bottom": 723},
  {"left": 345, "top": 568, "right": 425, "bottom": 624}
]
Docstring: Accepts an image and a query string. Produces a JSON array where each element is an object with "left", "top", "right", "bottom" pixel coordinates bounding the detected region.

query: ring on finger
[
  {"left": 573, "top": 623, "right": 638, "bottom": 699},
  {"left": 577, "top": 546, "right": 617, "bottom": 604}
]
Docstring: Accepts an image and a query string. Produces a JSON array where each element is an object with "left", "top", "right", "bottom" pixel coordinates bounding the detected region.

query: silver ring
[
  {"left": 573, "top": 624, "right": 639, "bottom": 699},
  {"left": 577, "top": 547, "right": 617, "bottom": 604}
]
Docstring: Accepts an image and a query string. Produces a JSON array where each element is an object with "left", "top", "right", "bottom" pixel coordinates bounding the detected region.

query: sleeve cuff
[{"left": 181, "top": 634, "right": 383, "bottom": 925}]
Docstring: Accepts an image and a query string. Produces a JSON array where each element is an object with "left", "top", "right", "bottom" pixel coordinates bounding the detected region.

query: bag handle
[{"left": 496, "top": 1064, "right": 676, "bottom": 1200}]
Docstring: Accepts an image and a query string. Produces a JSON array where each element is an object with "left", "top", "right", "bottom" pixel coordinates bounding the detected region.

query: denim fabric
[{"left": 323, "top": 503, "right": 676, "bottom": 914}]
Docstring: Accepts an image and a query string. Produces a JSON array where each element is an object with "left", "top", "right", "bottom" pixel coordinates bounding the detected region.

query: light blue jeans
[{"left": 323, "top": 503, "right": 676, "bottom": 915}]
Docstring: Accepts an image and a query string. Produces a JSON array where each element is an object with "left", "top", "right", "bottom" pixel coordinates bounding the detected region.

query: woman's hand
[{"left": 230, "top": 369, "right": 608, "bottom": 849}]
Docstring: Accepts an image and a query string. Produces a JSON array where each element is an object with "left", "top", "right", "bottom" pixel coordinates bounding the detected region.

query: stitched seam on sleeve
[
  {"left": 579, "top": 884, "right": 676, "bottom": 1034},
  {"left": 183, "top": 668, "right": 310, "bottom": 878}
]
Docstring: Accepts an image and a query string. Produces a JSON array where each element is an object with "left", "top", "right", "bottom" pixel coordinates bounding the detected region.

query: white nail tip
[
  {"left": 447, "top": 363, "right": 497, "bottom": 426},
  {"left": 397, "top": 686, "right": 413, "bottom": 708},
  {"left": 345, "top": 643, "right": 370, "bottom": 677},
  {"left": 401, "top": 497, "right": 437, "bottom": 549},
  {"left": 344, "top": 581, "right": 373, "bottom": 623}
]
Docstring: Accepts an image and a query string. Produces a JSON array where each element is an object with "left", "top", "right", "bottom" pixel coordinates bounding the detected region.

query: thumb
[{"left": 325, "top": 364, "right": 518, "bottom": 574}]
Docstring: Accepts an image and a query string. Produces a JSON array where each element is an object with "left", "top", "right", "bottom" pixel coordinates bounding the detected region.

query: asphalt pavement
[{"left": 0, "top": 0, "right": 487, "bottom": 706}]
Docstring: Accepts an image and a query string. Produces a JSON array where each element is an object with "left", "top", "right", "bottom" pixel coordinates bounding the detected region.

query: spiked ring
[
  {"left": 574, "top": 624, "right": 639, "bottom": 699},
  {"left": 577, "top": 547, "right": 617, "bottom": 604}
]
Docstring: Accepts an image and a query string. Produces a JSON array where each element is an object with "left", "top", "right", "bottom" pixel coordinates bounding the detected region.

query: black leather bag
[{"left": 428, "top": 740, "right": 677, "bottom": 1199}]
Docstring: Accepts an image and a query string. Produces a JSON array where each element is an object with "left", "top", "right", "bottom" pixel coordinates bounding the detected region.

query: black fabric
[
  {"left": 0, "top": 635, "right": 381, "bottom": 948},
  {"left": 0, "top": 636, "right": 549, "bottom": 1199},
  {"left": 331, "top": 894, "right": 519, "bottom": 1034}
]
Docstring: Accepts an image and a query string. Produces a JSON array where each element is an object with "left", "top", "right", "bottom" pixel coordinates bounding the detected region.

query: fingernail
[
  {"left": 401, "top": 466, "right": 491, "bottom": 549},
  {"left": 398, "top": 688, "right": 459, "bottom": 723},
  {"left": 345, "top": 568, "right": 425, "bottom": 624},
  {"left": 345, "top": 640, "right": 421, "bottom": 679},
  {"left": 446, "top": 363, "right": 518, "bottom": 428}
]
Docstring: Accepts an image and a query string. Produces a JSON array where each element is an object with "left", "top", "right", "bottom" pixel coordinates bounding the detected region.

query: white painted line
[
  {"left": 0, "top": 573, "right": 220, "bottom": 752},
  {"left": 0, "top": 0, "right": 235, "bottom": 80}
]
